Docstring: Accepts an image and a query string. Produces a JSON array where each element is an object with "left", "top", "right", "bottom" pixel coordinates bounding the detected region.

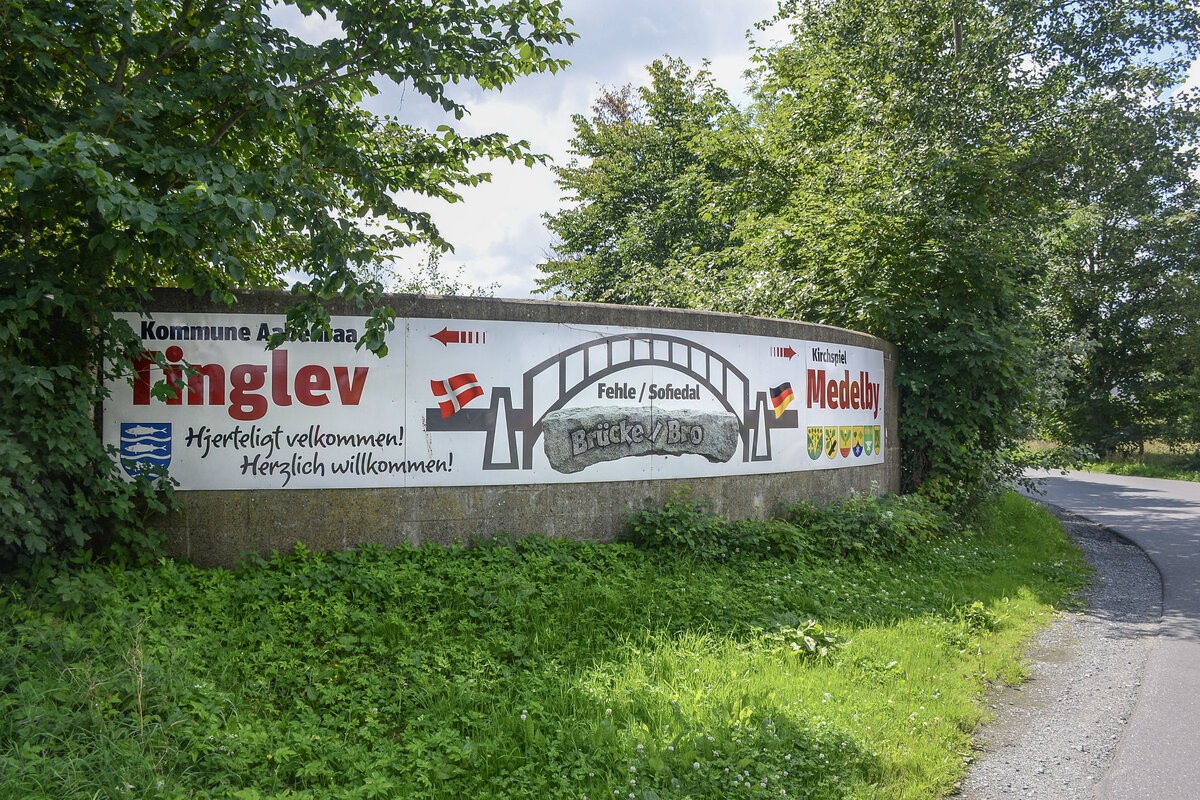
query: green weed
[
  {"left": 1077, "top": 460, "right": 1200, "bottom": 482},
  {"left": 1, "top": 492, "right": 1087, "bottom": 799}
]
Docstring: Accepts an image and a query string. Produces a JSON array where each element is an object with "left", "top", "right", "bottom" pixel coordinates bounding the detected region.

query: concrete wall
[{"left": 141, "top": 289, "right": 899, "bottom": 567}]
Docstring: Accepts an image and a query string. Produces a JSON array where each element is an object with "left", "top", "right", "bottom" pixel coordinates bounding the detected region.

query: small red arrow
[
  {"left": 432, "top": 327, "right": 486, "bottom": 346},
  {"left": 772, "top": 346, "right": 797, "bottom": 359}
]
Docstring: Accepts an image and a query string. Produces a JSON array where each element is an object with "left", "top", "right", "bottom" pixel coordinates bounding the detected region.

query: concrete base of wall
[{"left": 156, "top": 462, "right": 894, "bottom": 568}]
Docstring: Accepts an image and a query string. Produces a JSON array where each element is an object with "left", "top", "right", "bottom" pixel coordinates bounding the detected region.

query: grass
[
  {"left": 1024, "top": 439, "right": 1200, "bottom": 483},
  {"left": 1077, "top": 462, "right": 1200, "bottom": 482},
  {"left": 0, "top": 492, "right": 1088, "bottom": 800},
  {"left": 1075, "top": 451, "right": 1200, "bottom": 483}
]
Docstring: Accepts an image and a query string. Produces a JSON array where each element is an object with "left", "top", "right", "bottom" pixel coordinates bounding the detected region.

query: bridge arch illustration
[{"left": 426, "top": 332, "right": 798, "bottom": 470}]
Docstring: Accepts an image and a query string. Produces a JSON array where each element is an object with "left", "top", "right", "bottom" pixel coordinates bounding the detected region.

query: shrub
[
  {"left": 785, "top": 492, "right": 954, "bottom": 561},
  {"left": 622, "top": 488, "right": 732, "bottom": 560},
  {"left": 624, "top": 488, "right": 954, "bottom": 562}
]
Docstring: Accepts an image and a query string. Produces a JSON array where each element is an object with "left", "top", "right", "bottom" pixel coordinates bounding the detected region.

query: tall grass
[
  {"left": 1026, "top": 438, "right": 1200, "bottom": 482},
  {"left": 1077, "top": 459, "right": 1200, "bottom": 482},
  {"left": 0, "top": 492, "right": 1087, "bottom": 799}
]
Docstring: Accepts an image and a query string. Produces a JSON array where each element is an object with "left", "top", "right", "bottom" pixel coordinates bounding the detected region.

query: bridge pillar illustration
[
  {"left": 750, "top": 392, "right": 773, "bottom": 461},
  {"left": 483, "top": 387, "right": 520, "bottom": 470}
]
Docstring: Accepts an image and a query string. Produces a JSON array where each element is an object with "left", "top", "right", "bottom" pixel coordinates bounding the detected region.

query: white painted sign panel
[{"left": 103, "top": 313, "right": 885, "bottom": 490}]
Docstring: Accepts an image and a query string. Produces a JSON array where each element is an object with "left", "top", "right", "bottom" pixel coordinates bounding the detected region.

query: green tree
[
  {"left": 538, "top": 58, "right": 741, "bottom": 305},
  {"left": 540, "top": 0, "right": 1200, "bottom": 496},
  {"left": 1034, "top": 119, "right": 1200, "bottom": 455},
  {"left": 1146, "top": 200, "right": 1200, "bottom": 449},
  {"left": 0, "top": 0, "right": 574, "bottom": 561},
  {"left": 364, "top": 247, "right": 499, "bottom": 296}
]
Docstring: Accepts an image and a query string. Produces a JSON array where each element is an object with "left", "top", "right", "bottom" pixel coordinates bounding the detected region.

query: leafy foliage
[
  {"left": 539, "top": 58, "right": 740, "bottom": 306},
  {"left": 0, "top": 0, "right": 575, "bottom": 560},
  {"left": 783, "top": 493, "right": 955, "bottom": 562},
  {"left": 1, "top": 492, "right": 1086, "bottom": 799},
  {"left": 0, "top": 296, "right": 179, "bottom": 566},
  {"left": 539, "top": 0, "right": 1200, "bottom": 496},
  {"left": 1075, "top": 449, "right": 1200, "bottom": 483},
  {"left": 760, "top": 619, "right": 847, "bottom": 661},
  {"left": 1033, "top": 128, "right": 1200, "bottom": 455},
  {"left": 365, "top": 247, "right": 500, "bottom": 297},
  {"left": 619, "top": 487, "right": 809, "bottom": 561},
  {"left": 623, "top": 487, "right": 954, "bottom": 563},
  {"left": 624, "top": 489, "right": 950, "bottom": 563}
]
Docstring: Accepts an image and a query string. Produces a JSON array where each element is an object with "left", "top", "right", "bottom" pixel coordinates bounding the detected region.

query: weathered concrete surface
[{"left": 138, "top": 289, "right": 900, "bottom": 567}]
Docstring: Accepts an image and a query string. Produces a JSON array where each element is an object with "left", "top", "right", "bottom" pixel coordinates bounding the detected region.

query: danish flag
[{"left": 431, "top": 373, "right": 484, "bottom": 418}]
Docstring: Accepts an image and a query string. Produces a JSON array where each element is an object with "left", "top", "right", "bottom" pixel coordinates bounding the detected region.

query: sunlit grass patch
[
  {"left": 1078, "top": 459, "right": 1200, "bottom": 482},
  {"left": 1, "top": 492, "right": 1088, "bottom": 799},
  {"left": 1026, "top": 438, "right": 1200, "bottom": 482}
]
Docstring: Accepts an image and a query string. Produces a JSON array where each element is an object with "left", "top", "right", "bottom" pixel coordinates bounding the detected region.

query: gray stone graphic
[{"left": 542, "top": 406, "right": 740, "bottom": 474}]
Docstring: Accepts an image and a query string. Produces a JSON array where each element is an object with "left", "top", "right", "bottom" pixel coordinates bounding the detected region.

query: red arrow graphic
[
  {"left": 772, "top": 346, "right": 797, "bottom": 359},
  {"left": 432, "top": 327, "right": 487, "bottom": 346}
]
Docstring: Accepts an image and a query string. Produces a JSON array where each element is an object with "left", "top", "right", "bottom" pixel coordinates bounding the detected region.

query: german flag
[{"left": 769, "top": 382, "right": 794, "bottom": 419}]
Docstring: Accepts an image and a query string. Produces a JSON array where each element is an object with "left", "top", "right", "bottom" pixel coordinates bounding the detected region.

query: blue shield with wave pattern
[{"left": 120, "top": 423, "right": 172, "bottom": 478}]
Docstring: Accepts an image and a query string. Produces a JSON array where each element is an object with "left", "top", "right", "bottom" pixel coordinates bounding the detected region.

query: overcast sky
[
  {"left": 276, "top": 0, "right": 783, "bottom": 297},
  {"left": 275, "top": 2, "right": 1200, "bottom": 299}
]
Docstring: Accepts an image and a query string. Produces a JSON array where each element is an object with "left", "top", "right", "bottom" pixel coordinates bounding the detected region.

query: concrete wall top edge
[{"left": 145, "top": 288, "right": 896, "bottom": 358}]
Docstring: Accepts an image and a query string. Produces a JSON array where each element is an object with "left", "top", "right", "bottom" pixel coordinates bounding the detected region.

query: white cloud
[
  {"left": 277, "top": 4, "right": 1196, "bottom": 298},
  {"left": 269, "top": 1, "right": 342, "bottom": 43},
  {"left": 1185, "top": 55, "right": 1200, "bottom": 94},
  {"left": 337, "top": 0, "right": 781, "bottom": 297}
]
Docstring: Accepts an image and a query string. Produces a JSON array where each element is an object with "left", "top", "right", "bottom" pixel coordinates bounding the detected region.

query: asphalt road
[{"left": 1024, "top": 470, "right": 1200, "bottom": 800}]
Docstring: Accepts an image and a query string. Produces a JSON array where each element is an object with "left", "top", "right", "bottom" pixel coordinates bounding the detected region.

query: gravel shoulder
[{"left": 954, "top": 503, "right": 1162, "bottom": 799}]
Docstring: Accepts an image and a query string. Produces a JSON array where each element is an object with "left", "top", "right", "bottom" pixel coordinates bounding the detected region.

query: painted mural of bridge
[{"left": 426, "top": 331, "right": 798, "bottom": 471}]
